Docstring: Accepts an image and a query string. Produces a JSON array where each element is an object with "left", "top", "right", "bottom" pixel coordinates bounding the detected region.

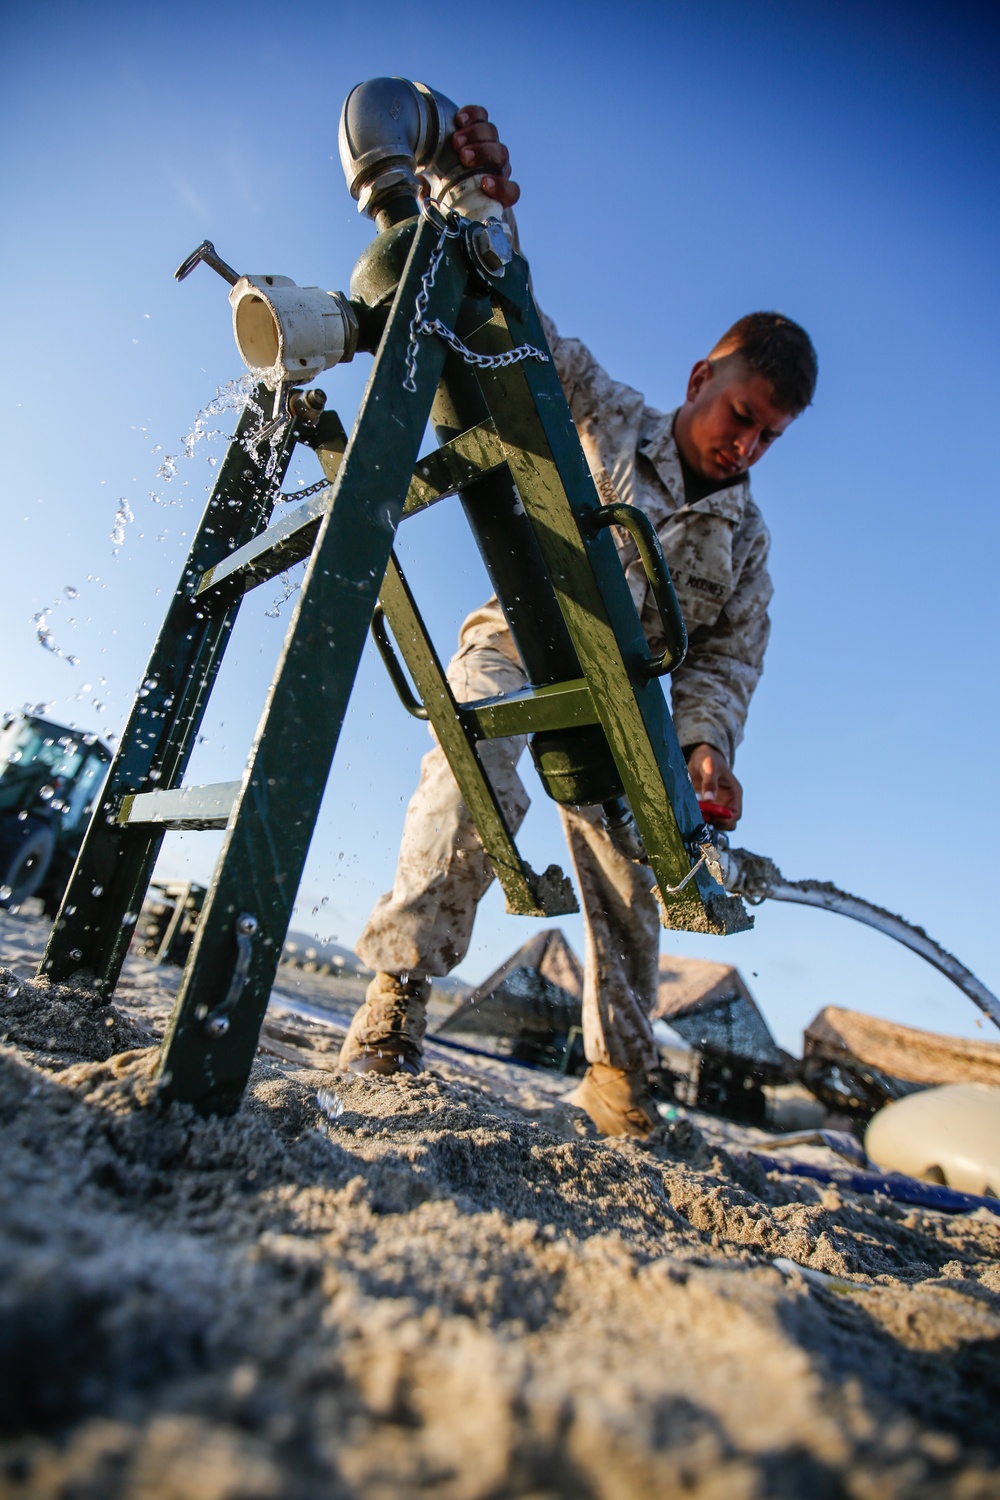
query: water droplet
[
  {"left": 317, "top": 1089, "right": 344, "bottom": 1121},
  {"left": 91, "top": 885, "right": 104, "bottom": 897},
  {"left": 110, "top": 497, "right": 134, "bottom": 549}
]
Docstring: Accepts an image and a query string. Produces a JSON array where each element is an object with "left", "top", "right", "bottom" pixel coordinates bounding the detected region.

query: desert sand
[{"left": 0, "top": 907, "right": 998, "bottom": 1499}]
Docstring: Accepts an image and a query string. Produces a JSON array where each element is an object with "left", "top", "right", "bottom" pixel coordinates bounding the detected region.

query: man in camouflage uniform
[{"left": 341, "top": 108, "right": 818, "bottom": 1137}]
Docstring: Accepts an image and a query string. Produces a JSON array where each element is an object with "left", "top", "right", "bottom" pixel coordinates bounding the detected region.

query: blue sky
[{"left": 2, "top": 0, "right": 998, "bottom": 1051}]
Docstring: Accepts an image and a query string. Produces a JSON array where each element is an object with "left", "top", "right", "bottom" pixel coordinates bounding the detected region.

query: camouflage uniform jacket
[{"left": 459, "top": 315, "right": 773, "bottom": 766}]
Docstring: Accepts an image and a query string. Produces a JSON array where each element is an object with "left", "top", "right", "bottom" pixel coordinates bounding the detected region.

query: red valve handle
[{"left": 698, "top": 800, "right": 735, "bottom": 827}]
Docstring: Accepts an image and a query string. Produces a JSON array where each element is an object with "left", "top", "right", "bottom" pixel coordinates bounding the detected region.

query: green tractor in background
[{"left": 0, "top": 714, "right": 111, "bottom": 913}]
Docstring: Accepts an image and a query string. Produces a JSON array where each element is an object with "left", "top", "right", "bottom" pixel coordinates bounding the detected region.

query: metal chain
[
  {"left": 402, "top": 220, "right": 453, "bottom": 393},
  {"left": 419, "top": 318, "right": 550, "bottom": 373},
  {"left": 276, "top": 476, "right": 331, "bottom": 504},
  {"left": 402, "top": 210, "right": 549, "bottom": 394}
]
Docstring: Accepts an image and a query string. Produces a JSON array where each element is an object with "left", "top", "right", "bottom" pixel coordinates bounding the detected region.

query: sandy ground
[{"left": 0, "top": 909, "right": 999, "bottom": 1499}]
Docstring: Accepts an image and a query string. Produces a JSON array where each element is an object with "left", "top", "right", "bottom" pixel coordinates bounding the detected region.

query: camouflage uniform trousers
[{"left": 356, "top": 640, "right": 661, "bottom": 1073}]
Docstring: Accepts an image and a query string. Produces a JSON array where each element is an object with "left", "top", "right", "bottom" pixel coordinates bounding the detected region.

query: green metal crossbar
[{"left": 39, "top": 198, "right": 749, "bottom": 1115}]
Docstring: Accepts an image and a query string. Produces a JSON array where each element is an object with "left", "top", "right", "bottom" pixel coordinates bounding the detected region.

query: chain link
[
  {"left": 402, "top": 211, "right": 549, "bottom": 394},
  {"left": 402, "top": 220, "right": 453, "bottom": 394},
  {"left": 418, "top": 318, "right": 550, "bottom": 373},
  {"left": 276, "top": 476, "right": 331, "bottom": 504}
]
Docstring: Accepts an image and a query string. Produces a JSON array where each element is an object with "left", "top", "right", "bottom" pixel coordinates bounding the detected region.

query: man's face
[{"left": 675, "top": 356, "right": 797, "bottom": 481}]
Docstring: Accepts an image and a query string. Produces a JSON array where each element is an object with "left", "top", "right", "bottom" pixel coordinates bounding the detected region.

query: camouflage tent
[
  {"left": 804, "top": 1006, "right": 1000, "bottom": 1088},
  {"left": 655, "top": 955, "right": 783, "bottom": 1071},
  {"left": 436, "top": 929, "right": 583, "bottom": 1043}
]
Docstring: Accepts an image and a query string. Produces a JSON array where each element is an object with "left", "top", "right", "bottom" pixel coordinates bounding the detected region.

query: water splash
[
  {"left": 155, "top": 375, "right": 258, "bottom": 482},
  {"left": 264, "top": 570, "right": 300, "bottom": 619},
  {"left": 32, "top": 587, "right": 81, "bottom": 666},
  {"left": 151, "top": 374, "right": 287, "bottom": 507},
  {"left": 110, "top": 497, "right": 134, "bottom": 549}
]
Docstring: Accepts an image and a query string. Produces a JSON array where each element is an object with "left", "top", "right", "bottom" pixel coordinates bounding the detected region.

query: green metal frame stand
[{"left": 39, "top": 206, "right": 748, "bottom": 1115}]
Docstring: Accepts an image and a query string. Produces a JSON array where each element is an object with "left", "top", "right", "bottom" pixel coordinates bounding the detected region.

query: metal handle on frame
[
  {"left": 202, "top": 912, "right": 259, "bottom": 1037},
  {"left": 371, "top": 604, "right": 430, "bottom": 720},
  {"left": 587, "top": 503, "right": 688, "bottom": 676}
]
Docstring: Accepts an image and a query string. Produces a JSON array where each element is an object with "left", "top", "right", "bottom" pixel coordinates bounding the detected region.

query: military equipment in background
[
  {"left": 435, "top": 935, "right": 787, "bottom": 1122},
  {"left": 279, "top": 932, "right": 373, "bottom": 978},
  {"left": 435, "top": 930, "right": 586, "bottom": 1073},
  {"left": 39, "top": 75, "right": 747, "bottom": 1115},
  {"left": 133, "top": 880, "right": 207, "bottom": 967},
  {"left": 802, "top": 1004, "right": 1000, "bottom": 1124},
  {"left": 655, "top": 955, "right": 785, "bottom": 1124},
  {"left": 0, "top": 714, "right": 111, "bottom": 912}
]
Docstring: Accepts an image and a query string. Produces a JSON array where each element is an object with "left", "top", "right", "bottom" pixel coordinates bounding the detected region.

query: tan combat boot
[
  {"left": 567, "top": 1062, "right": 660, "bottom": 1138},
  {"left": 339, "top": 971, "right": 430, "bottom": 1076}
]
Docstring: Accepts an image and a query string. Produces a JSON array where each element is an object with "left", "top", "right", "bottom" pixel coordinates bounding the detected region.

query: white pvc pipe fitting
[{"left": 229, "top": 275, "right": 355, "bottom": 388}]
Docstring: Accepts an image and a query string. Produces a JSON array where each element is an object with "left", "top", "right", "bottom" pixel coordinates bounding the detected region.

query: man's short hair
[{"left": 711, "top": 312, "right": 818, "bottom": 414}]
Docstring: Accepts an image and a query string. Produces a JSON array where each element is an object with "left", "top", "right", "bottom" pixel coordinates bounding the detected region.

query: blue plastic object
[{"left": 750, "top": 1153, "right": 1000, "bottom": 1216}]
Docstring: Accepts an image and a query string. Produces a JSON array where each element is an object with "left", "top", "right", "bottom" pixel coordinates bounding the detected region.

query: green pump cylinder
[{"left": 529, "top": 726, "right": 626, "bottom": 807}]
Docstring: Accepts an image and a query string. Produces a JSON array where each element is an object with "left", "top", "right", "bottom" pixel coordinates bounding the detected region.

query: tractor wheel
[{"left": 0, "top": 820, "right": 56, "bottom": 906}]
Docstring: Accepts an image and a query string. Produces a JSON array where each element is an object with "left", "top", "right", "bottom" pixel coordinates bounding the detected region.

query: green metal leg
[
  {"left": 468, "top": 287, "right": 749, "bottom": 936},
  {"left": 377, "top": 553, "right": 576, "bottom": 918},
  {"left": 155, "top": 217, "right": 470, "bottom": 1112}
]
